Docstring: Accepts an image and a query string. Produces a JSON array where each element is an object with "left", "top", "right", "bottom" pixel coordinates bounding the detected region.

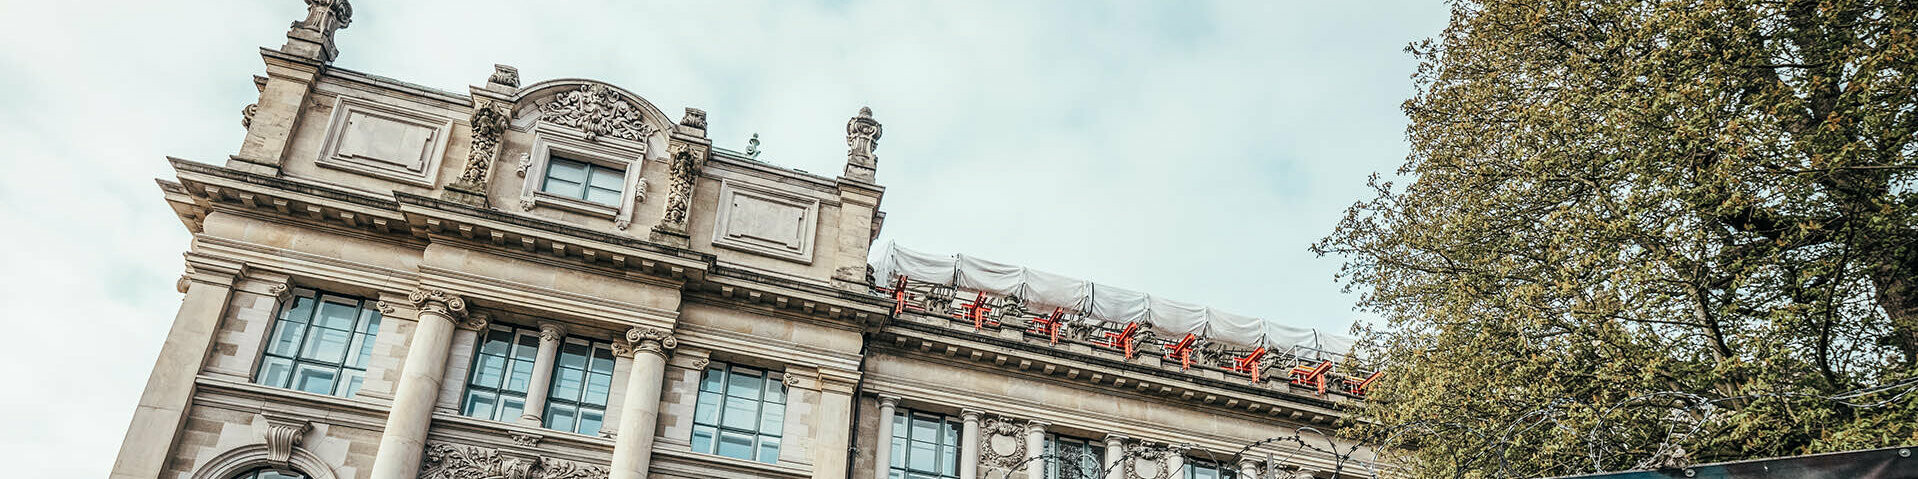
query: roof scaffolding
[{"left": 869, "top": 242, "right": 1360, "bottom": 359}]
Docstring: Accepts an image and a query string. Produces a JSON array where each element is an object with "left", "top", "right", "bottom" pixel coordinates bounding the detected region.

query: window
[
  {"left": 543, "top": 338, "right": 616, "bottom": 435},
  {"left": 461, "top": 326, "right": 540, "bottom": 422},
  {"left": 1045, "top": 435, "right": 1106, "bottom": 479},
  {"left": 540, "top": 155, "right": 623, "bottom": 206},
  {"left": 233, "top": 468, "right": 306, "bottom": 479},
  {"left": 889, "top": 410, "right": 962, "bottom": 479},
  {"left": 1185, "top": 458, "right": 1236, "bottom": 479},
  {"left": 255, "top": 289, "right": 381, "bottom": 398},
  {"left": 691, "top": 363, "right": 787, "bottom": 463}
]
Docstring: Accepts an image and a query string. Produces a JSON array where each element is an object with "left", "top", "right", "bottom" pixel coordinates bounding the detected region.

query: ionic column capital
[
  {"left": 624, "top": 326, "right": 677, "bottom": 357},
  {"left": 537, "top": 321, "right": 568, "bottom": 342},
  {"left": 960, "top": 408, "right": 983, "bottom": 422},
  {"left": 1103, "top": 433, "right": 1129, "bottom": 447},
  {"left": 878, "top": 394, "right": 902, "bottom": 409},
  {"left": 408, "top": 288, "right": 467, "bottom": 321},
  {"left": 1025, "top": 420, "right": 1049, "bottom": 434}
]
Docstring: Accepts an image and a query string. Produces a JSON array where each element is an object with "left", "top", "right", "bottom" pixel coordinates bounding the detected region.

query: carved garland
[
  {"left": 419, "top": 441, "right": 609, "bottom": 479},
  {"left": 455, "top": 100, "right": 511, "bottom": 189},
  {"left": 977, "top": 415, "right": 1028, "bottom": 471},
  {"left": 655, "top": 144, "right": 707, "bottom": 234},
  {"left": 539, "top": 84, "right": 655, "bottom": 142},
  {"left": 1121, "top": 443, "right": 1175, "bottom": 479}
]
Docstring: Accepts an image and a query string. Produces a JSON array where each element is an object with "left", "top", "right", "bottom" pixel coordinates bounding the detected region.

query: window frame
[
  {"left": 459, "top": 325, "right": 542, "bottom": 423},
  {"left": 253, "top": 288, "right": 381, "bottom": 399},
  {"left": 1184, "top": 457, "right": 1236, "bottom": 479},
  {"left": 1044, "top": 434, "right": 1107, "bottom": 479},
  {"left": 538, "top": 154, "right": 626, "bottom": 207},
  {"left": 690, "top": 362, "right": 788, "bottom": 464},
  {"left": 889, "top": 409, "right": 963, "bottom": 479},
  {"left": 541, "top": 336, "right": 617, "bottom": 435},
  {"left": 515, "top": 126, "right": 645, "bottom": 224}
]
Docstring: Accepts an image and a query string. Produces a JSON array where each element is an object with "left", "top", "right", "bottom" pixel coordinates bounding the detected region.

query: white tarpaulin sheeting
[{"left": 871, "top": 242, "right": 1358, "bottom": 356}]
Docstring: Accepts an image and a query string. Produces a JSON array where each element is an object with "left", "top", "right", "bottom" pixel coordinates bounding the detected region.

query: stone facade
[{"left": 111, "top": 3, "right": 1369, "bottom": 479}]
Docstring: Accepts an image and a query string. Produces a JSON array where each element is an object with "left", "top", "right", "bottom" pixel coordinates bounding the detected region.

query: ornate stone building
[{"left": 110, "top": 3, "right": 1374, "bottom": 479}]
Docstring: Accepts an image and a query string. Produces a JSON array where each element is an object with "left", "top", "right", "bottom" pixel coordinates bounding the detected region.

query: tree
[{"left": 1312, "top": 0, "right": 1918, "bottom": 476}]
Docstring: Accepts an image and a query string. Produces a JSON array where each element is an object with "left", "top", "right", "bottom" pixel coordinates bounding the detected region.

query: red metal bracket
[
  {"left": 1096, "top": 322, "right": 1141, "bottom": 359},
  {"left": 1289, "top": 360, "right": 1333, "bottom": 395},
  {"left": 1163, "top": 333, "right": 1198, "bottom": 370},
  {"left": 1230, "top": 347, "right": 1267, "bottom": 381},
  {"left": 1027, "top": 308, "right": 1065, "bottom": 343},
  {"left": 955, "top": 291, "right": 995, "bottom": 329}
]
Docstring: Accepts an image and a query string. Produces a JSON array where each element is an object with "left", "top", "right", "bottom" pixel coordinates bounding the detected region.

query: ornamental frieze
[
  {"left": 538, "top": 84, "right": 655, "bottom": 142},
  {"left": 419, "top": 440, "right": 609, "bottom": 479}
]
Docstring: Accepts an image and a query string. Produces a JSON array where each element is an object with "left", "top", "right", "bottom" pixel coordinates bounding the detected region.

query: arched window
[{"left": 234, "top": 467, "right": 306, "bottom": 479}]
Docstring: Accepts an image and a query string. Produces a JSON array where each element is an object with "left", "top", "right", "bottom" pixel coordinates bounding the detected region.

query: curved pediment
[{"left": 510, "top": 79, "right": 675, "bottom": 145}]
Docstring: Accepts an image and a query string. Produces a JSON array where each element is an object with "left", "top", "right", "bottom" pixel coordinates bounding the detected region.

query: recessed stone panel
[
  {"left": 712, "top": 180, "right": 819, "bottom": 264},
  {"left": 316, "top": 96, "right": 453, "bottom": 187}
]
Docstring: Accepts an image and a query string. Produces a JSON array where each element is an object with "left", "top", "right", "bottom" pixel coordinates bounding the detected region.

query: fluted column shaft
[
  {"left": 610, "top": 327, "right": 676, "bottom": 479},
  {"left": 518, "top": 322, "right": 567, "bottom": 425},
  {"left": 960, "top": 410, "right": 982, "bottom": 479},
  {"left": 1025, "top": 421, "right": 1048, "bottom": 478},
  {"left": 1101, "top": 435, "right": 1126, "bottom": 479},
  {"left": 873, "top": 395, "right": 901, "bottom": 479},
  {"left": 369, "top": 289, "right": 469, "bottom": 479}
]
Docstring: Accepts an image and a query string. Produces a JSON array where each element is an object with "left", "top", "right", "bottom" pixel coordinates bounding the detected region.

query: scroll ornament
[
  {"left": 540, "top": 84, "right": 654, "bottom": 142},
  {"left": 455, "top": 100, "right": 511, "bottom": 188},
  {"left": 656, "top": 144, "right": 706, "bottom": 233},
  {"left": 408, "top": 288, "right": 467, "bottom": 320},
  {"left": 625, "top": 327, "right": 678, "bottom": 356}
]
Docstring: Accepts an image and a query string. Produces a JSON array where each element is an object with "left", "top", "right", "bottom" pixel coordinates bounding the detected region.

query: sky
[{"left": 0, "top": 1, "right": 1447, "bottom": 477}]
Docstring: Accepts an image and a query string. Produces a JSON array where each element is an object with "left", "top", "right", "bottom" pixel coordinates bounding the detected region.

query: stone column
[
  {"left": 1101, "top": 435, "right": 1127, "bottom": 479},
  {"left": 872, "top": 395, "right": 901, "bottom": 479},
  {"left": 610, "top": 327, "right": 676, "bottom": 479},
  {"left": 960, "top": 409, "right": 983, "bottom": 479},
  {"left": 1024, "top": 421, "right": 1048, "bottom": 479},
  {"left": 109, "top": 258, "right": 240, "bottom": 479},
  {"left": 517, "top": 321, "right": 567, "bottom": 426},
  {"left": 1165, "top": 444, "right": 1190, "bottom": 479},
  {"left": 1238, "top": 458, "right": 1260, "bottom": 479},
  {"left": 368, "top": 289, "right": 467, "bottom": 479}
]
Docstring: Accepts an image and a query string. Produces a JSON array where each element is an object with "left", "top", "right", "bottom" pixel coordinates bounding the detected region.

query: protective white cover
[{"left": 870, "top": 242, "right": 1357, "bottom": 356}]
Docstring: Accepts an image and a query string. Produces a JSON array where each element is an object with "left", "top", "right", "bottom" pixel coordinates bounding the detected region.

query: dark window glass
[
  {"left": 690, "top": 362, "right": 787, "bottom": 463},
  {"left": 891, "top": 410, "right": 961, "bottom": 479},
  {"left": 253, "top": 290, "right": 379, "bottom": 398},
  {"left": 460, "top": 327, "right": 539, "bottom": 422},
  {"left": 543, "top": 339, "right": 614, "bottom": 435},
  {"left": 540, "top": 155, "right": 624, "bottom": 206}
]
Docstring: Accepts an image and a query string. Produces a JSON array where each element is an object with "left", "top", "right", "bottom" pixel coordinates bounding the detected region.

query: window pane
[
  {"left": 340, "top": 370, "right": 365, "bottom": 398},
  {"left": 506, "top": 359, "right": 535, "bottom": 392},
  {"left": 301, "top": 326, "right": 351, "bottom": 364},
  {"left": 694, "top": 391, "right": 722, "bottom": 425},
  {"left": 942, "top": 443, "right": 958, "bottom": 476},
  {"left": 257, "top": 356, "right": 294, "bottom": 388},
  {"left": 480, "top": 330, "right": 511, "bottom": 356},
  {"left": 764, "top": 381, "right": 787, "bottom": 404},
  {"left": 588, "top": 167, "right": 625, "bottom": 190},
  {"left": 585, "top": 187, "right": 621, "bottom": 206},
  {"left": 726, "top": 368, "right": 763, "bottom": 399},
  {"left": 514, "top": 334, "right": 540, "bottom": 360},
  {"left": 892, "top": 413, "right": 907, "bottom": 438},
  {"left": 759, "top": 401, "right": 785, "bottom": 436},
  {"left": 357, "top": 307, "right": 381, "bottom": 333},
  {"left": 716, "top": 430, "right": 755, "bottom": 460},
  {"left": 908, "top": 441, "right": 937, "bottom": 473},
  {"left": 757, "top": 436, "right": 780, "bottom": 463},
  {"left": 890, "top": 437, "right": 907, "bottom": 467},
  {"left": 584, "top": 372, "right": 612, "bottom": 406},
  {"left": 292, "top": 364, "right": 337, "bottom": 395},
  {"left": 472, "top": 355, "right": 506, "bottom": 389},
  {"left": 552, "top": 368, "right": 584, "bottom": 402},
  {"left": 463, "top": 391, "right": 497, "bottom": 418},
  {"left": 722, "top": 396, "right": 760, "bottom": 430},
  {"left": 559, "top": 342, "right": 589, "bottom": 369},
  {"left": 547, "top": 403, "right": 578, "bottom": 432},
  {"left": 578, "top": 408, "right": 604, "bottom": 436},
  {"left": 546, "top": 157, "right": 587, "bottom": 183},
  {"left": 910, "top": 416, "right": 938, "bottom": 442},
  {"left": 589, "top": 347, "right": 615, "bottom": 375},
  {"left": 314, "top": 300, "right": 358, "bottom": 329},
  {"left": 266, "top": 322, "right": 307, "bottom": 357},
  {"left": 692, "top": 425, "right": 717, "bottom": 453},
  {"left": 281, "top": 295, "right": 315, "bottom": 324},
  {"left": 499, "top": 394, "right": 525, "bottom": 421},
  {"left": 700, "top": 368, "right": 724, "bottom": 392},
  {"left": 345, "top": 333, "right": 371, "bottom": 368},
  {"left": 942, "top": 420, "right": 959, "bottom": 446}
]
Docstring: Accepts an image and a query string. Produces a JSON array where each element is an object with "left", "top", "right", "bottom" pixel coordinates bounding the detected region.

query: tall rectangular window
[
  {"left": 540, "top": 155, "right": 624, "bottom": 206},
  {"left": 255, "top": 289, "right": 381, "bottom": 398},
  {"left": 690, "top": 363, "right": 787, "bottom": 463},
  {"left": 461, "top": 326, "right": 539, "bottom": 422},
  {"left": 889, "top": 410, "right": 962, "bottom": 479},
  {"left": 1045, "top": 435, "right": 1106, "bottom": 479},
  {"left": 1185, "top": 458, "right": 1235, "bottom": 479},
  {"left": 543, "top": 338, "right": 616, "bottom": 435}
]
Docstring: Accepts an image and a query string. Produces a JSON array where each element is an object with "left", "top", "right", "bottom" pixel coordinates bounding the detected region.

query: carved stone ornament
[
  {"left": 460, "top": 312, "right": 492, "bottom": 331},
  {"left": 267, "top": 283, "right": 292, "bottom": 302},
  {"left": 624, "top": 327, "right": 678, "bottom": 356},
  {"left": 614, "top": 177, "right": 648, "bottom": 231},
  {"left": 452, "top": 100, "right": 511, "bottom": 191},
  {"left": 1122, "top": 443, "right": 1173, "bottom": 479},
  {"left": 537, "top": 322, "right": 568, "bottom": 342},
  {"left": 843, "top": 106, "right": 883, "bottom": 182},
  {"left": 680, "top": 107, "right": 707, "bottom": 129},
  {"left": 539, "top": 84, "right": 654, "bottom": 142},
  {"left": 419, "top": 441, "right": 610, "bottom": 479},
  {"left": 654, "top": 143, "right": 707, "bottom": 234},
  {"left": 978, "top": 415, "right": 1028, "bottom": 470},
  {"left": 690, "top": 357, "right": 710, "bottom": 370},
  {"left": 516, "top": 152, "right": 535, "bottom": 178},
  {"left": 241, "top": 103, "right": 258, "bottom": 129},
  {"left": 408, "top": 288, "right": 467, "bottom": 320},
  {"left": 376, "top": 300, "right": 398, "bottom": 315},
  {"left": 261, "top": 417, "right": 309, "bottom": 467},
  {"left": 491, "top": 64, "right": 521, "bottom": 88},
  {"left": 611, "top": 339, "right": 635, "bottom": 358},
  {"left": 510, "top": 432, "right": 543, "bottom": 447}
]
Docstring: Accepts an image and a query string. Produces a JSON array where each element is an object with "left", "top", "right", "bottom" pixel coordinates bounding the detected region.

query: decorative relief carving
[
  {"left": 266, "top": 283, "right": 291, "bottom": 302},
  {"left": 451, "top": 99, "right": 511, "bottom": 193},
  {"left": 843, "top": 107, "right": 883, "bottom": 182},
  {"left": 376, "top": 300, "right": 397, "bottom": 315},
  {"left": 516, "top": 152, "right": 535, "bottom": 178},
  {"left": 539, "top": 84, "right": 654, "bottom": 142},
  {"left": 460, "top": 312, "right": 491, "bottom": 331},
  {"left": 653, "top": 143, "right": 708, "bottom": 237},
  {"left": 510, "top": 432, "right": 543, "bottom": 447},
  {"left": 614, "top": 177, "right": 648, "bottom": 231},
  {"left": 611, "top": 339, "right": 634, "bottom": 358},
  {"left": 690, "top": 357, "right": 710, "bottom": 370},
  {"left": 680, "top": 107, "right": 707, "bottom": 129},
  {"left": 408, "top": 288, "right": 467, "bottom": 320},
  {"left": 293, "top": 0, "right": 353, "bottom": 36},
  {"left": 490, "top": 64, "right": 521, "bottom": 88},
  {"left": 1120, "top": 442, "right": 1181, "bottom": 479},
  {"left": 419, "top": 441, "right": 610, "bottom": 479},
  {"left": 261, "top": 417, "right": 309, "bottom": 467},
  {"left": 241, "top": 103, "right": 258, "bottom": 129},
  {"left": 978, "top": 415, "right": 1028, "bottom": 471},
  {"left": 624, "top": 327, "right": 677, "bottom": 356}
]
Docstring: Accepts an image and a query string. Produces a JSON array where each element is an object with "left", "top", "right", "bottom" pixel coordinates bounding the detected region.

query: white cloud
[{"left": 0, "top": 1, "right": 1445, "bottom": 476}]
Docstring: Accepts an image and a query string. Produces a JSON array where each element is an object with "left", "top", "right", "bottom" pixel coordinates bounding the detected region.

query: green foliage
[{"left": 1313, "top": 0, "right": 1918, "bottom": 476}]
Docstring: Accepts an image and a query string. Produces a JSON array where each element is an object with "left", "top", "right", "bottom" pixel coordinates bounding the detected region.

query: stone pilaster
[
  {"left": 872, "top": 395, "right": 901, "bottom": 479},
  {"left": 960, "top": 409, "right": 982, "bottom": 479},
  {"left": 812, "top": 369, "right": 859, "bottom": 479},
  {"left": 368, "top": 288, "right": 466, "bottom": 479},
  {"left": 517, "top": 321, "right": 567, "bottom": 426},
  {"left": 1101, "top": 434, "right": 1127, "bottom": 479},
  {"left": 610, "top": 326, "right": 676, "bottom": 479},
  {"left": 109, "top": 256, "right": 242, "bottom": 479}
]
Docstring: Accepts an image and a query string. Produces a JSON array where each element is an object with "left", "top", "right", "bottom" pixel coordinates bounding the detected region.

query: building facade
[{"left": 110, "top": 3, "right": 1371, "bottom": 479}]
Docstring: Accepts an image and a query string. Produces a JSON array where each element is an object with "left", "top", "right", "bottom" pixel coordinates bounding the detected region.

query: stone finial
[
  {"left": 844, "top": 107, "right": 883, "bottom": 182},
  {"left": 745, "top": 133, "right": 762, "bottom": 159},
  {"left": 489, "top": 64, "right": 520, "bottom": 88},
  {"left": 283, "top": 0, "right": 353, "bottom": 63},
  {"left": 680, "top": 108, "right": 708, "bottom": 130}
]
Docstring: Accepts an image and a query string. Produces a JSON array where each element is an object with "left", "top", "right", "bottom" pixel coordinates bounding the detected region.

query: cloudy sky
[{"left": 0, "top": 1, "right": 1445, "bottom": 476}]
